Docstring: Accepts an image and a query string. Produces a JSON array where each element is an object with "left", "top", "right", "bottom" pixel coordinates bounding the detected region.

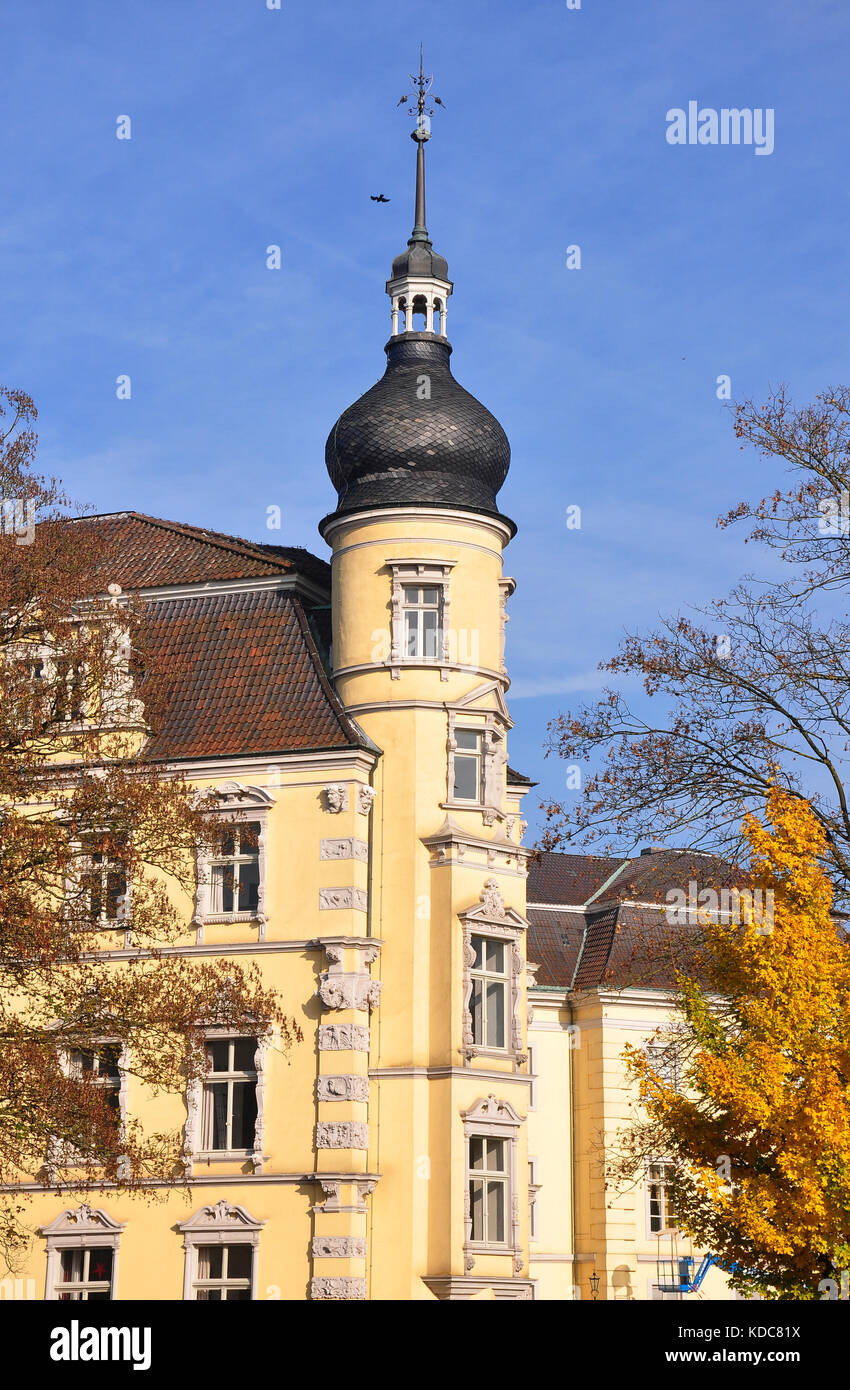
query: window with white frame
[
  {"left": 208, "top": 822, "right": 260, "bottom": 916},
  {"left": 75, "top": 833, "right": 128, "bottom": 928},
  {"left": 453, "top": 729, "right": 484, "bottom": 802},
  {"left": 200, "top": 1037, "right": 258, "bottom": 1154},
  {"left": 403, "top": 584, "right": 442, "bottom": 659},
  {"left": 468, "top": 1135, "right": 508, "bottom": 1245},
  {"left": 42, "top": 1205, "right": 125, "bottom": 1302},
  {"left": 177, "top": 1200, "right": 264, "bottom": 1300},
  {"left": 68, "top": 1042, "right": 123, "bottom": 1128},
  {"left": 56, "top": 1247, "right": 115, "bottom": 1300},
  {"left": 647, "top": 1161, "right": 678, "bottom": 1235},
  {"left": 193, "top": 1244, "right": 254, "bottom": 1301},
  {"left": 646, "top": 1042, "right": 680, "bottom": 1091},
  {"left": 470, "top": 934, "right": 508, "bottom": 1049}
]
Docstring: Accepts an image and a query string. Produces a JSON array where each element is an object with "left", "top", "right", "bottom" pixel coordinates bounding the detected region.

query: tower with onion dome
[{"left": 318, "top": 52, "right": 534, "bottom": 1301}]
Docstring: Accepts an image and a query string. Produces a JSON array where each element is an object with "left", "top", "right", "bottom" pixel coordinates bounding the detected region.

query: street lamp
[{"left": 589, "top": 1270, "right": 600, "bottom": 1301}]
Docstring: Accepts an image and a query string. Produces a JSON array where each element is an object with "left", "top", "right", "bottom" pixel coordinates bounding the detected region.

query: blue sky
[{"left": 3, "top": 0, "right": 849, "bottom": 840}]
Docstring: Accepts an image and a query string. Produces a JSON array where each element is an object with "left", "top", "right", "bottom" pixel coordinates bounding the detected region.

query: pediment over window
[
  {"left": 458, "top": 878, "right": 528, "bottom": 931},
  {"left": 461, "top": 1095, "right": 525, "bottom": 1128},
  {"left": 448, "top": 681, "right": 512, "bottom": 727},
  {"left": 212, "top": 781, "right": 276, "bottom": 810},
  {"left": 176, "top": 1200, "right": 265, "bottom": 1234},
  {"left": 40, "top": 1204, "right": 125, "bottom": 1237}
]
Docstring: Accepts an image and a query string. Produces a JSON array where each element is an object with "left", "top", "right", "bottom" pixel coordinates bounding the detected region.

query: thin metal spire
[{"left": 397, "top": 46, "right": 445, "bottom": 245}]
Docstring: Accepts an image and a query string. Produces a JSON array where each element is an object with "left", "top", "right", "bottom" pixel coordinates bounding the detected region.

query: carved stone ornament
[
  {"left": 324, "top": 784, "right": 349, "bottom": 814},
  {"left": 320, "top": 837, "right": 368, "bottom": 862},
  {"left": 357, "top": 785, "right": 376, "bottom": 815},
  {"left": 311, "top": 1237, "right": 367, "bottom": 1259},
  {"left": 315, "top": 1121, "right": 369, "bottom": 1150},
  {"left": 319, "top": 887, "right": 368, "bottom": 912},
  {"left": 318, "top": 972, "right": 382, "bottom": 1012},
  {"left": 317, "top": 1024, "right": 370, "bottom": 1051},
  {"left": 310, "top": 1276, "right": 367, "bottom": 1300},
  {"left": 317, "top": 1075, "right": 370, "bottom": 1103},
  {"left": 479, "top": 878, "right": 506, "bottom": 919}
]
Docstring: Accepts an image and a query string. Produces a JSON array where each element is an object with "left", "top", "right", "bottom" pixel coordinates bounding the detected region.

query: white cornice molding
[
  {"left": 321, "top": 507, "right": 513, "bottom": 548},
  {"left": 332, "top": 660, "right": 508, "bottom": 685},
  {"left": 153, "top": 750, "right": 378, "bottom": 779},
  {"left": 136, "top": 573, "right": 329, "bottom": 604}
]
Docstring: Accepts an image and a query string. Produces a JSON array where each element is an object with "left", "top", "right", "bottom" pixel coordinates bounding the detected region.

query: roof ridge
[{"left": 124, "top": 513, "right": 297, "bottom": 571}]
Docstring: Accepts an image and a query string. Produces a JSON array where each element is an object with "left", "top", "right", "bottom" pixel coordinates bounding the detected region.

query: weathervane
[{"left": 397, "top": 44, "right": 445, "bottom": 142}]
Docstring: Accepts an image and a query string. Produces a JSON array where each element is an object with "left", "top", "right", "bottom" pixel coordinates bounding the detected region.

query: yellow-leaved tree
[{"left": 612, "top": 788, "right": 850, "bottom": 1299}]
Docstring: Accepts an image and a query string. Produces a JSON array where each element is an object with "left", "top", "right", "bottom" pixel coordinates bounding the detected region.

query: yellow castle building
[{"left": 3, "top": 89, "right": 738, "bottom": 1305}]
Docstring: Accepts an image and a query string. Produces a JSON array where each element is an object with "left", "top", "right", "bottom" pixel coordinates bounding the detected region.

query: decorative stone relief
[
  {"left": 315, "top": 1121, "right": 369, "bottom": 1150},
  {"left": 318, "top": 973, "right": 382, "bottom": 1012},
  {"left": 355, "top": 1180, "right": 377, "bottom": 1208},
  {"left": 310, "top": 1276, "right": 367, "bottom": 1300},
  {"left": 357, "top": 785, "right": 376, "bottom": 815},
  {"left": 311, "top": 1237, "right": 367, "bottom": 1259},
  {"left": 319, "top": 887, "right": 368, "bottom": 912},
  {"left": 317, "top": 1180, "right": 341, "bottom": 1211},
  {"left": 317, "top": 1075, "right": 370, "bottom": 1103},
  {"left": 480, "top": 878, "right": 506, "bottom": 918},
  {"left": 320, "top": 837, "right": 368, "bottom": 861},
  {"left": 323, "top": 784, "right": 349, "bottom": 814},
  {"left": 317, "top": 1024, "right": 370, "bottom": 1051}
]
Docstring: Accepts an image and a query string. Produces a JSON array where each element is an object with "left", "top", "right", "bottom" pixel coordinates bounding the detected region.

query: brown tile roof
[
  {"left": 73, "top": 512, "right": 331, "bottom": 592},
  {"left": 526, "top": 909, "right": 585, "bottom": 988},
  {"left": 527, "top": 849, "right": 733, "bottom": 992},
  {"left": 527, "top": 850, "right": 628, "bottom": 907},
  {"left": 140, "top": 589, "right": 366, "bottom": 761}
]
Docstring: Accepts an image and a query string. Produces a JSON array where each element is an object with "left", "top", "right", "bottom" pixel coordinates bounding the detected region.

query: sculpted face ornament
[{"left": 324, "top": 784, "right": 349, "bottom": 814}]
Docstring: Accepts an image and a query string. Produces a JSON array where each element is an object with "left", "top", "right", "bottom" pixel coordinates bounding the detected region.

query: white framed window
[
  {"left": 462, "top": 1095, "right": 525, "bottom": 1269},
  {"left": 177, "top": 1200, "right": 264, "bottom": 1301},
  {"left": 193, "top": 1244, "right": 254, "bottom": 1301},
  {"left": 79, "top": 834, "right": 129, "bottom": 928},
  {"left": 646, "top": 1042, "right": 680, "bottom": 1091},
  {"left": 200, "top": 1037, "right": 259, "bottom": 1155},
  {"left": 468, "top": 1135, "right": 508, "bottom": 1245},
  {"left": 41, "top": 1205, "right": 125, "bottom": 1301},
  {"left": 453, "top": 729, "right": 484, "bottom": 802},
  {"left": 470, "top": 934, "right": 509, "bottom": 1048},
  {"left": 194, "top": 783, "right": 274, "bottom": 938},
  {"left": 460, "top": 881, "right": 528, "bottom": 1065},
  {"left": 403, "top": 584, "right": 442, "bottom": 659},
  {"left": 385, "top": 558, "right": 455, "bottom": 678},
  {"left": 67, "top": 1042, "right": 124, "bottom": 1126},
  {"left": 208, "top": 822, "right": 261, "bottom": 916},
  {"left": 528, "top": 1156, "right": 541, "bottom": 1240},
  {"left": 646, "top": 1161, "right": 678, "bottom": 1236}
]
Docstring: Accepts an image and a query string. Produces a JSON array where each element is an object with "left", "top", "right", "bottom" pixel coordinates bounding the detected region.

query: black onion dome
[
  {"left": 323, "top": 334, "right": 512, "bottom": 527},
  {"left": 390, "top": 240, "right": 449, "bottom": 282}
]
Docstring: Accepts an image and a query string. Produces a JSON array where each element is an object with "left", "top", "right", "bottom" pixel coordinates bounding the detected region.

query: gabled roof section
[
  {"left": 527, "top": 847, "right": 737, "bottom": 992},
  {"left": 139, "top": 587, "right": 368, "bottom": 761},
  {"left": 72, "top": 512, "right": 331, "bottom": 593}
]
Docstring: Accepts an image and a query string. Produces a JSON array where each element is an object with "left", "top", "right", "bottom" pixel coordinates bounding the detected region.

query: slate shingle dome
[{"left": 324, "top": 332, "right": 511, "bottom": 523}]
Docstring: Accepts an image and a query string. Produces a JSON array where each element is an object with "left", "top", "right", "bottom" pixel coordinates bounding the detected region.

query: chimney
[{"left": 639, "top": 844, "right": 666, "bottom": 856}]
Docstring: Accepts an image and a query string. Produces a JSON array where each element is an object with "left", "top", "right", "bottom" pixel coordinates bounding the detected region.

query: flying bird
[{"left": 371, "top": 194, "right": 390, "bottom": 203}]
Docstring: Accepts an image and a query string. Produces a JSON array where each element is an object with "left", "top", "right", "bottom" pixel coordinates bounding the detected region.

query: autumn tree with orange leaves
[
  {"left": 545, "top": 385, "right": 850, "bottom": 911},
  {"left": 610, "top": 790, "right": 850, "bottom": 1299},
  {"left": 0, "top": 388, "right": 299, "bottom": 1265}
]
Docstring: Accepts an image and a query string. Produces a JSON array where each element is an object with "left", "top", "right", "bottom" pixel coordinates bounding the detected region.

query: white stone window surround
[
  {"left": 645, "top": 1159, "right": 679, "bottom": 1238},
  {"left": 444, "top": 711, "right": 508, "bottom": 826},
  {"left": 385, "top": 558, "right": 457, "bottom": 680},
  {"left": 176, "top": 1200, "right": 264, "bottom": 1301},
  {"left": 462, "top": 1096, "right": 525, "bottom": 1274},
  {"left": 183, "top": 1028, "right": 271, "bottom": 1176},
  {"left": 194, "top": 782, "right": 275, "bottom": 943},
  {"left": 459, "top": 880, "right": 528, "bottom": 1067},
  {"left": 41, "top": 1204, "right": 126, "bottom": 1301},
  {"left": 47, "top": 1036, "right": 130, "bottom": 1175},
  {"left": 62, "top": 827, "right": 132, "bottom": 947},
  {"left": 528, "top": 1156, "right": 541, "bottom": 1241}
]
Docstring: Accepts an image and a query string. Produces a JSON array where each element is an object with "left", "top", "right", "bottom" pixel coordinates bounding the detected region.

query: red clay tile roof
[
  {"left": 73, "top": 512, "right": 331, "bottom": 592},
  {"left": 527, "top": 849, "right": 733, "bottom": 992},
  {"left": 527, "top": 850, "right": 629, "bottom": 907},
  {"left": 140, "top": 588, "right": 364, "bottom": 760}
]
